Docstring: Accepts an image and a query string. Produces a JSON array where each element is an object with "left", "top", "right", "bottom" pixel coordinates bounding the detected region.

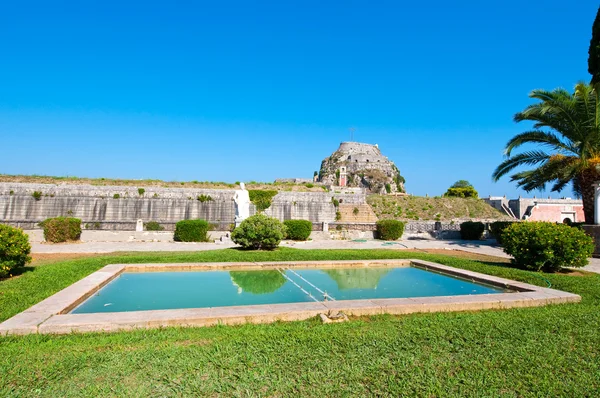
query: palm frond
[
  {"left": 504, "top": 130, "right": 575, "bottom": 156},
  {"left": 492, "top": 151, "right": 551, "bottom": 181}
]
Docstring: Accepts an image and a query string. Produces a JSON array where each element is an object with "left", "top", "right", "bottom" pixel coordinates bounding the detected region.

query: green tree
[
  {"left": 589, "top": 7, "right": 600, "bottom": 84},
  {"left": 444, "top": 180, "right": 478, "bottom": 198},
  {"left": 492, "top": 83, "right": 600, "bottom": 223},
  {"left": 450, "top": 180, "right": 473, "bottom": 188}
]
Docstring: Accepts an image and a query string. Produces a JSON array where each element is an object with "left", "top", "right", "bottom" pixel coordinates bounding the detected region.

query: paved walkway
[{"left": 30, "top": 238, "right": 600, "bottom": 274}]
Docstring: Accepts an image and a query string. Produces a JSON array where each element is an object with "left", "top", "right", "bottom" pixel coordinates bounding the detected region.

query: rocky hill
[{"left": 318, "top": 142, "right": 405, "bottom": 193}]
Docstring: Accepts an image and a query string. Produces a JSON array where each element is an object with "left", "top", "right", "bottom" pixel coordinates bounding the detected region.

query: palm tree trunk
[{"left": 578, "top": 169, "right": 600, "bottom": 224}]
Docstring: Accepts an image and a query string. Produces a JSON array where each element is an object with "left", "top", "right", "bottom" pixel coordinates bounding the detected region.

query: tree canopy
[
  {"left": 444, "top": 180, "right": 478, "bottom": 198},
  {"left": 589, "top": 7, "right": 600, "bottom": 84},
  {"left": 450, "top": 180, "right": 473, "bottom": 189}
]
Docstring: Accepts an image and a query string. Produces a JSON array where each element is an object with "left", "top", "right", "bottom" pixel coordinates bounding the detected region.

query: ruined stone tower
[{"left": 318, "top": 142, "right": 405, "bottom": 193}]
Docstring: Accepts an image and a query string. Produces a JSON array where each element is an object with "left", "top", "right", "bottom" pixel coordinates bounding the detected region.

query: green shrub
[
  {"left": 197, "top": 194, "right": 213, "bottom": 202},
  {"left": 9, "top": 190, "right": 14, "bottom": 195},
  {"left": 138, "top": 188, "right": 145, "bottom": 196},
  {"left": 231, "top": 214, "right": 287, "bottom": 250},
  {"left": 490, "top": 221, "right": 517, "bottom": 245},
  {"left": 502, "top": 222, "right": 594, "bottom": 272},
  {"left": 248, "top": 190, "right": 278, "bottom": 212},
  {"left": 40, "top": 217, "right": 82, "bottom": 243},
  {"left": 331, "top": 197, "right": 340, "bottom": 207},
  {"left": 0, "top": 224, "right": 31, "bottom": 278},
  {"left": 353, "top": 207, "right": 359, "bottom": 215},
  {"left": 335, "top": 211, "right": 342, "bottom": 221},
  {"left": 376, "top": 220, "right": 405, "bottom": 240},
  {"left": 113, "top": 193, "right": 120, "bottom": 199},
  {"left": 283, "top": 220, "right": 312, "bottom": 240},
  {"left": 145, "top": 221, "right": 164, "bottom": 231},
  {"left": 385, "top": 183, "right": 392, "bottom": 194},
  {"left": 460, "top": 221, "right": 485, "bottom": 240},
  {"left": 305, "top": 183, "right": 314, "bottom": 188},
  {"left": 173, "top": 219, "right": 210, "bottom": 242},
  {"left": 32, "top": 191, "right": 42, "bottom": 201}
]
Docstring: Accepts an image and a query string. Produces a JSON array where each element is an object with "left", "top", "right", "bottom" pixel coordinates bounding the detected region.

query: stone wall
[{"left": 0, "top": 183, "right": 365, "bottom": 229}]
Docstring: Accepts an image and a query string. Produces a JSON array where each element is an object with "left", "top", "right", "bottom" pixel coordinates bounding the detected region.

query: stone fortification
[
  {"left": 318, "top": 142, "right": 405, "bottom": 193},
  {"left": 0, "top": 183, "right": 365, "bottom": 230}
]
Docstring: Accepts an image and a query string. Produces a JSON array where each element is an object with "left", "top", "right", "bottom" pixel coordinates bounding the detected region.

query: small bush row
[
  {"left": 40, "top": 217, "right": 82, "bottom": 243},
  {"left": 0, "top": 224, "right": 31, "bottom": 278}
]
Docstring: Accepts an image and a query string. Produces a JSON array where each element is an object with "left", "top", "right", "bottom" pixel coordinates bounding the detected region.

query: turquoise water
[{"left": 71, "top": 267, "right": 508, "bottom": 314}]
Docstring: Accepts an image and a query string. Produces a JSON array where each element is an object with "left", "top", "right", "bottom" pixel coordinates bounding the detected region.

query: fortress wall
[
  {"left": 338, "top": 142, "right": 382, "bottom": 157},
  {"left": 0, "top": 183, "right": 364, "bottom": 229}
]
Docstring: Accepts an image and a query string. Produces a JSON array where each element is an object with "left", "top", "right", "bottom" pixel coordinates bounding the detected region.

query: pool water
[{"left": 71, "top": 267, "right": 508, "bottom": 314}]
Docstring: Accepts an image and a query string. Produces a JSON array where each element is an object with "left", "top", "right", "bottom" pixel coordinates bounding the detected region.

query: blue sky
[{"left": 0, "top": 0, "right": 598, "bottom": 198}]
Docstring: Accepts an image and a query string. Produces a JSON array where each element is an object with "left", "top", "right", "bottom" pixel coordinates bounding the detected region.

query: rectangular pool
[
  {"left": 0, "top": 259, "right": 581, "bottom": 335},
  {"left": 72, "top": 266, "right": 509, "bottom": 314}
]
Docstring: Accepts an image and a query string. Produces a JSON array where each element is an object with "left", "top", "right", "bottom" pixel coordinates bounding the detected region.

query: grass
[
  {"left": 1, "top": 248, "right": 600, "bottom": 396},
  {"left": 368, "top": 194, "right": 511, "bottom": 221},
  {"left": 0, "top": 174, "right": 325, "bottom": 192}
]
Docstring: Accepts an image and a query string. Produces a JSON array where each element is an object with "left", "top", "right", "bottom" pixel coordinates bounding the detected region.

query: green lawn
[{"left": 1, "top": 249, "right": 599, "bottom": 396}]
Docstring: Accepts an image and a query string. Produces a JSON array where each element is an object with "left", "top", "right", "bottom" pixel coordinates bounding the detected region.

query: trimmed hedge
[
  {"left": 460, "top": 221, "right": 484, "bottom": 240},
  {"left": 173, "top": 219, "right": 210, "bottom": 242},
  {"left": 40, "top": 217, "right": 82, "bottom": 243},
  {"left": 502, "top": 222, "right": 594, "bottom": 272},
  {"left": 283, "top": 220, "right": 312, "bottom": 241},
  {"left": 376, "top": 220, "right": 405, "bottom": 240},
  {"left": 231, "top": 214, "right": 286, "bottom": 250},
  {"left": 490, "top": 221, "right": 517, "bottom": 245},
  {"left": 0, "top": 224, "right": 31, "bottom": 278}
]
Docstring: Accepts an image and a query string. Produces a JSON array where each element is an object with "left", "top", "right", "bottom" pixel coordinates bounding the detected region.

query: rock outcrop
[{"left": 318, "top": 142, "right": 405, "bottom": 193}]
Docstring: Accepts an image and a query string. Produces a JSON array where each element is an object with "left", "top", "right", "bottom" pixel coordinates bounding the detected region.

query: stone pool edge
[{"left": 0, "top": 259, "right": 581, "bottom": 335}]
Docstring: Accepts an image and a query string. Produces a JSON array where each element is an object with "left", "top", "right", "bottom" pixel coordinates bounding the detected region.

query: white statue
[{"left": 233, "top": 182, "right": 250, "bottom": 226}]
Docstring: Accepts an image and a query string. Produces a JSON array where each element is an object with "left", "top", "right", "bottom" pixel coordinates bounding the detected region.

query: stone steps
[{"left": 338, "top": 204, "right": 378, "bottom": 222}]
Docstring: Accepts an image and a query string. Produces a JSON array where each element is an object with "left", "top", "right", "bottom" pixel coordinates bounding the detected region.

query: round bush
[
  {"left": 40, "top": 217, "right": 82, "bottom": 243},
  {"left": 0, "top": 224, "right": 31, "bottom": 278},
  {"left": 460, "top": 221, "right": 485, "bottom": 240},
  {"left": 173, "top": 219, "right": 210, "bottom": 242},
  {"left": 502, "top": 222, "right": 594, "bottom": 272},
  {"left": 376, "top": 220, "right": 405, "bottom": 240},
  {"left": 283, "top": 219, "right": 312, "bottom": 241},
  {"left": 231, "top": 214, "right": 287, "bottom": 250}
]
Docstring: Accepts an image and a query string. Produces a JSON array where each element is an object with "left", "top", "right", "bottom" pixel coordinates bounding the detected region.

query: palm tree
[{"left": 492, "top": 83, "right": 600, "bottom": 224}]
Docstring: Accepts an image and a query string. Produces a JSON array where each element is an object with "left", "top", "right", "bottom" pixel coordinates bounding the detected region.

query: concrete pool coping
[{"left": 0, "top": 259, "right": 581, "bottom": 335}]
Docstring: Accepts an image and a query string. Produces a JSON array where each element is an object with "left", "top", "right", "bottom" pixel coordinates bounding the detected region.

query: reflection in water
[
  {"left": 325, "top": 268, "right": 391, "bottom": 290},
  {"left": 229, "top": 271, "right": 286, "bottom": 294}
]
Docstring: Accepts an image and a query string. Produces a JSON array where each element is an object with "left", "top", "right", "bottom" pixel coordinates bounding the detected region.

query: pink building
[{"left": 484, "top": 197, "right": 584, "bottom": 223}]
